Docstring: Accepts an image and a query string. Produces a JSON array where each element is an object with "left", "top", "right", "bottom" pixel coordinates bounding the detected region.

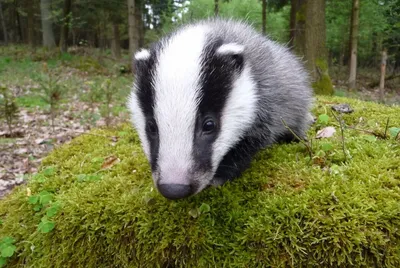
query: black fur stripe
[
  {"left": 134, "top": 44, "right": 161, "bottom": 171},
  {"left": 192, "top": 37, "right": 245, "bottom": 172}
]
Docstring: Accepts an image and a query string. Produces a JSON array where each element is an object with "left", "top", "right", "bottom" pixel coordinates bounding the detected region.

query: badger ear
[
  {"left": 134, "top": 49, "right": 151, "bottom": 61},
  {"left": 215, "top": 43, "right": 245, "bottom": 71},
  {"left": 133, "top": 49, "right": 150, "bottom": 74}
]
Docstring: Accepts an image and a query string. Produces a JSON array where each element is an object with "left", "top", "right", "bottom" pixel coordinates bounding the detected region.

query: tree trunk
[
  {"left": 15, "top": 0, "right": 23, "bottom": 42},
  {"left": 214, "top": 0, "right": 219, "bottom": 16},
  {"left": 293, "top": 0, "right": 333, "bottom": 95},
  {"left": 111, "top": 23, "right": 121, "bottom": 59},
  {"left": 128, "top": 0, "right": 138, "bottom": 60},
  {"left": 59, "top": 0, "right": 72, "bottom": 53},
  {"left": 40, "top": 0, "right": 55, "bottom": 48},
  {"left": 348, "top": 0, "right": 359, "bottom": 90},
  {"left": 26, "top": 0, "right": 34, "bottom": 47},
  {"left": 379, "top": 50, "right": 387, "bottom": 102},
  {"left": 135, "top": 2, "right": 144, "bottom": 48},
  {"left": 262, "top": 0, "right": 267, "bottom": 35},
  {"left": 289, "top": 0, "right": 297, "bottom": 48},
  {"left": 0, "top": 0, "right": 8, "bottom": 44}
]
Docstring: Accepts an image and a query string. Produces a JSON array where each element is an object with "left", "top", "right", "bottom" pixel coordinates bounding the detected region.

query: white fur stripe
[
  {"left": 212, "top": 65, "right": 258, "bottom": 168},
  {"left": 216, "top": 43, "right": 244, "bottom": 55},
  {"left": 154, "top": 25, "right": 209, "bottom": 184},
  {"left": 127, "top": 90, "right": 151, "bottom": 160}
]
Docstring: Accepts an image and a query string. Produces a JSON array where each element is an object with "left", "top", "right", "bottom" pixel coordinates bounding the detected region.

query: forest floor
[{"left": 0, "top": 45, "right": 399, "bottom": 198}]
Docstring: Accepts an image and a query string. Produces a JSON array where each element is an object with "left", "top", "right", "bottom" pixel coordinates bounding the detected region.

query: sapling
[
  {"left": 100, "top": 78, "right": 114, "bottom": 127},
  {"left": 0, "top": 85, "right": 19, "bottom": 136},
  {"left": 34, "top": 64, "right": 65, "bottom": 132}
]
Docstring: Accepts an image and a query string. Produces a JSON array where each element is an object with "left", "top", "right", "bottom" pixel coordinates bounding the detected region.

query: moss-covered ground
[{"left": 1, "top": 96, "right": 400, "bottom": 267}]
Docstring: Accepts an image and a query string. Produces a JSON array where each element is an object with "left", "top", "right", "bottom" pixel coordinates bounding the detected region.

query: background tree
[
  {"left": 59, "top": 0, "right": 72, "bottom": 52},
  {"left": 291, "top": 0, "right": 333, "bottom": 95},
  {"left": 26, "top": 0, "right": 35, "bottom": 48},
  {"left": 128, "top": 0, "right": 138, "bottom": 60},
  {"left": 40, "top": 0, "right": 56, "bottom": 48},
  {"left": 0, "top": 0, "right": 7, "bottom": 44},
  {"left": 348, "top": 0, "right": 359, "bottom": 90},
  {"left": 261, "top": 0, "right": 266, "bottom": 34}
]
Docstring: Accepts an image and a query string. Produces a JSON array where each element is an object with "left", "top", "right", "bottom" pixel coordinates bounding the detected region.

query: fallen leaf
[
  {"left": 316, "top": 127, "right": 336, "bottom": 139},
  {"left": 101, "top": 156, "right": 120, "bottom": 169}
]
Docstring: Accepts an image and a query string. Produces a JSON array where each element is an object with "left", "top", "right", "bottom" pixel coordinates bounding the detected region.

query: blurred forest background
[{"left": 0, "top": 0, "right": 399, "bottom": 196}]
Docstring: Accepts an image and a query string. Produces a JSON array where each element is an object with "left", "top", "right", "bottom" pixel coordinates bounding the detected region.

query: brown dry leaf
[
  {"left": 101, "top": 156, "right": 120, "bottom": 169},
  {"left": 316, "top": 127, "right": 336, "bottom": 139}
]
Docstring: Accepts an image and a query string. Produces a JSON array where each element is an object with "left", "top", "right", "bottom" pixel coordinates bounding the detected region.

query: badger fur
[{"left": 128, "top": 18, "right": 313, "bottom": 200}]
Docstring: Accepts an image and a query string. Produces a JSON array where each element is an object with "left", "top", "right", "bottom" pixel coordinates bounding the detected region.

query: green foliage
[
  {"left": 326, "top": 0, "right": 399, "bottom": 65},
  {"left": 173, "top": 0, "right": 290, "bottom": 43},
  {"left": 31, "top": 64, "right": 66, "bottom": 131},
  {"left": 0, "top": 85, "right": 19, "bottom": 136},
  {"left": 99, "top": 78, "right": 115, "bottom": 127},
  {"left": 0, "top": 236, "right": 16, "bottom": 267},
  {"left": 1, "top": 96, "right": 400, "bottom": 267}
]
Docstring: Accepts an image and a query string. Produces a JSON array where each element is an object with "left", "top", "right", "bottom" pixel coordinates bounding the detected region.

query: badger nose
[{"left": 157, "top": 184, "right": 192, "bottom": 200}]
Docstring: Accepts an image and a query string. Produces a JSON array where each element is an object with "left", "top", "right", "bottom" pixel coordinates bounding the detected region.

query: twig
[
  {"left": 331, "top": 110, "right": 347, "bottom": 162},
  {"left": 280, "top": 117, "right": 313, "bottom": 159},
  {"left": 59, "top": 127, "right": 115, "bottom": 139},
  {"left": 384, "top": 117, "right": 390, "bottom": 139},
  {"left": 346, "top": 125, "right": 378, "bottom": 136}
]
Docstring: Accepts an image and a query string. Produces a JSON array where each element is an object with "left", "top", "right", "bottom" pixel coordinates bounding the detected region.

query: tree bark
[
  {"left": 111, "top": 23, "right": 121, "bottom": 59},
  {"left": 214, "top": 0, "right": 219, "bottom": 16},
  {"left": 26, "top": 0, "right": 34, "bottom": 47},
  {"left": 128, "top": 0, "right": 138, "bottom": 60},
  {"left": 348, "top": 0, "right": 359, "bottom": 90},
  {"left": 15, "top": 0, "right": 23, "bottom": 42},
  {"left": 293, "top": 0, "right": 333, "bottom": 95},
  {"left": 59, "top": 0, "right": 72, "bottom": 53},
  {"left": 0, "top": 0, "right": 8, "bottom": 44},
  {"left": 261, "top": 0, "right": 267, "bottom": 35},
  {"left": 40, "top": 0, "right": 55, "bottom": 48},
  {"left": 135, "top": 2, "right": 144, "bottom": 48},
  {"left": 379, "top": 50, "right": 387, "bottom": 102}
]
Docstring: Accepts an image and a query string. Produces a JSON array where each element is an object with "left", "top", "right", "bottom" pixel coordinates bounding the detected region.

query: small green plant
[
  {"left": 83, "top": 80, "right": 103, "bottom": 112},
  {"left": 0, "top": 85, "right": 19, "bottom": 136},
  {"left": 100, "top": 78, "right": 114, "bottom": 127},
  {"left": 0, "top": 236, "right": 16, "bottom": 267},
  {"left": 32, "top": 64, "right": 66, "bottom": 131},
  {"left": 28, "top": 190, "right": 60, "bottom": 234}
]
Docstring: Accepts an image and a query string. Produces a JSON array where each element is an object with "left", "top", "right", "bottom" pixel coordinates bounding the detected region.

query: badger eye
[
  {"left": 202, "top": 118, "right": 216, "bottom": 133},
  {"left": 146, "top": 120, "right": 157, "bottom": 135}
]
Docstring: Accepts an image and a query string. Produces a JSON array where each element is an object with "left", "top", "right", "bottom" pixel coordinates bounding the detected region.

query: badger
[{"left": 128, "top": 18, "right": 313, "bottom": 200}]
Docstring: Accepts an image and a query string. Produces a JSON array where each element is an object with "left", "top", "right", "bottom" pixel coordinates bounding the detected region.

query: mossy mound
[{"left": 1, "top": 96, "right": 400, "bottom": 267}]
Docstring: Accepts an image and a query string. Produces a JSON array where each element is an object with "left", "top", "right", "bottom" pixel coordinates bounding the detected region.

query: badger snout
[{"left": 157, "top": 183, "right": 193, "bottom": 200}]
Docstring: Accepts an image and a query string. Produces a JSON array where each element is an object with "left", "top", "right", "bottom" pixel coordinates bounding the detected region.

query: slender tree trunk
[
  {"left": 128, "top": 0, "right": 138, "bottom": 60},
  {"left": 111, "top": 23, "right": 121, "bottom": 59},
  {"left": 135, "top": 2, "right": 144, "bottom": 47},
  {"left": 0, "top": 0, "right": 8, "bottom": 44},
  {"left": 293, "top": 0, "right": 333, "bottom": 95},
  {"left": 262, "top": 0, "right": 267, "bottom": 35},
  {"left": 379, "top": 50, "right": 387, "bottom": 102},
  {"left": 348, "top": 0, "right": 359, "bottom": 90},
  {"left": 26, "top": 0, "right": 34, "bottom": 47},
  {"left": 40, "top": 0, "right": 55, "bottom": 48},
  {"left": 214, "top": 0, "right": 219, "bottom": 16},
  {"left": 15, "top": 0, "right": 23, "bottom": 42},
  {"left": 59, "top": 0, "right": 72, "bottom": 53}
]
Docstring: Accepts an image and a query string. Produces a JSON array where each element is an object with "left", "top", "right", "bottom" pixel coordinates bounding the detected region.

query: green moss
[
  {"left": 312, "top": 58, "right": 334, "bottom": 95},
  {"left": 1, "top": 97, "right": 400, "bottom": 267}
]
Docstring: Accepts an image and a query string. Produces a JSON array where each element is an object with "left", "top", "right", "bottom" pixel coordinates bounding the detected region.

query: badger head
[{"left": 128, "top": 25, "right": 258, "bottom": 200}]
